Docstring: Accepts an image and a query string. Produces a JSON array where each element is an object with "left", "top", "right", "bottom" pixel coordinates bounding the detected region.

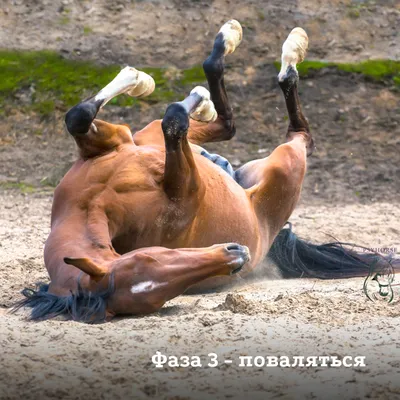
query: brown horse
[{"left": 15, "top": 21, "right": 398, "bottom": 322}]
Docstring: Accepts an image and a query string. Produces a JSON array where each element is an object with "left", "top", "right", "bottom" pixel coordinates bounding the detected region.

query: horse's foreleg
[
  {"left": 161, "top": 91, "right": 207, "bottom": 201},
  {"left": 188, "top": 20, "right": 242, "bottom": 145},
  {"left": 64, "top": 67, "right": 155, "bottom": 158}
]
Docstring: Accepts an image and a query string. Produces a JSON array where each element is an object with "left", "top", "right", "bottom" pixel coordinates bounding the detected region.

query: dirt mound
[{"left": 219, "top": 291, "right": 400, "bottom": 324}]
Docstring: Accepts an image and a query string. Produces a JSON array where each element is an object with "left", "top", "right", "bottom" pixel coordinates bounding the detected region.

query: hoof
[
  {"left": 225, "top": 244, "right": 251, "bottom": 275},
  {"left": 189, "top": 86, "right": 218, "bottom": 123},
  {"left": 219, "top": 19, "right": 243, "bottom": 55},
  {"left": 95, "top": 66, "right": 155, "bottom": 106},
  {"left": 278, "top": 27, "right": 308, "bottom": 82},
  {"left": 126, "top": 70, "right": 155, "bottom": 98}
]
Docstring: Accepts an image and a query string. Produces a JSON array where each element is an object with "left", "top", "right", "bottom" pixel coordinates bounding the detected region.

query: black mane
[{"left": 11, "top": 273, "right": 115, "bottom": 324}]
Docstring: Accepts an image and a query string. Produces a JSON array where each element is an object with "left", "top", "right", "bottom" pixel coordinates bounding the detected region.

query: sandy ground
[
  {"left": 1, "top": 0, "right": 400, "bottom": 398},
  {"left": 0, "top": 192, "right": 399, "bottom": 400}
]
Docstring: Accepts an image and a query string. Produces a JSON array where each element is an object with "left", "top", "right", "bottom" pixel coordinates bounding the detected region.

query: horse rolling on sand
[{"left": 14, "top": 21, "right": 399, "bottom": 322}]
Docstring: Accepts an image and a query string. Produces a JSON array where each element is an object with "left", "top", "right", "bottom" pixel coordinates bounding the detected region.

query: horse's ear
[{"left": 64, "top": 257, "right": 107, "bottom": 281}]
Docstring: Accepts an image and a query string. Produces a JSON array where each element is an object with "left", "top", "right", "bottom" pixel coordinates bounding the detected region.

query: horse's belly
[
  {"left": 112, "top": 157, "right": 264, "bottom": 266},
  {"left": 189, "top": 187, "right": 261, "bottom": 257},
  {"left": 164, "top": 170, "right": 260, "bottom": 252}
]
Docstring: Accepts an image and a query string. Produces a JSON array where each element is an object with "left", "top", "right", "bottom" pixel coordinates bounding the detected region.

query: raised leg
[
  {"left": 187, "top": 20, "right": 242, "bottom": 145},
  {"left": 132, "top": 20, "right": 242, "bottom": 148},
  {"left": 236, "top": 28, "right": 314, "bottom": 239},
  {"left": 277, "top": 27, "right": 314, "bottom": 154},
  {"left": 161, "top": 89, "right": 209, "bottom": 201},
  {"left": 65, "top": 67, "right": 155, "bottom": 158}
]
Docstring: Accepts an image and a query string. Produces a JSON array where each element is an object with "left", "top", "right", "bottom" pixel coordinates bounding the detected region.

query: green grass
[
  {"left": 83, "top": 26, "right": 93, "bottom": 35},
  {"left": 0, "top": 181, "right": 36, "bottom": 193},
  {"left": 347, "top": 8, "right": 360, "bottom": 19},
  {"left": 59, "top": 16, "right": 70, "bottom": 25},
  {"left": 0, "top": 50, "right": 207, "bottom": 116},
  {"left": 346, "top": 0, "right": 375, "bottom": 20},
  {"left": 1, "top": 50, "right": 399, "bottom": 119},
  {"left": 273, "top": 59, "right": 400, "bottom": 87}
]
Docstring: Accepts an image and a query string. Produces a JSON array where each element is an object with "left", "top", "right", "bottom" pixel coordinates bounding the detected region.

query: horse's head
[{"left": 64, "top": 243, "right": 250, "bottom": 320}]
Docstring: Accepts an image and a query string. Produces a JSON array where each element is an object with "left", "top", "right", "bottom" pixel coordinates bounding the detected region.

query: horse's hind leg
[
  {"left": 65, "top": 67, "right": 155, "bottom": 158},
  {"left": 237, "top": 28, "right": 314, "bottom": 240},
  {"left": 188, "top": 20, "right": 242, "bottom": 145},
  {"left": 277, "top": 28, "right": 314, "bottom": 154}
]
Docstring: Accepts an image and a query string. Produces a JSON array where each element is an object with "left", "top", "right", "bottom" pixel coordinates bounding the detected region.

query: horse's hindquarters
[{"left": 179, "top": 158, "right": 265, "bottom": 274}]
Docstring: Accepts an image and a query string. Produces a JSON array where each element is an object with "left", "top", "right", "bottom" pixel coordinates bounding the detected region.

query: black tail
[
  {"left": 268, "top": 223, "right": 399, "bottom": 279},
  {"left": 11, "top": 275, "right": 115, "bottom": 323}
]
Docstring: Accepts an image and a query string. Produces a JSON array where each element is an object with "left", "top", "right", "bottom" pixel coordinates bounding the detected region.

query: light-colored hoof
[
  {"left": 219, "top": 19, "right": 243, "bottom": 55},
  {"left": 126, "top": 70, "right": 155, "bottom": 98},
  {"left": 189, "top": 86, "right": 218, "bottom": 123},
  {"left": 278, "top": 27, "right": 308, "bottom": 82},
  {"left": 95, "top": 66, "right": 155, "bottom": 106}
]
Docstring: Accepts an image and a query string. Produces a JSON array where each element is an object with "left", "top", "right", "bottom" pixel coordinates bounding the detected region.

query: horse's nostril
[{"left": 226, "top": 244, "right": 241, "bottom": 251}]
